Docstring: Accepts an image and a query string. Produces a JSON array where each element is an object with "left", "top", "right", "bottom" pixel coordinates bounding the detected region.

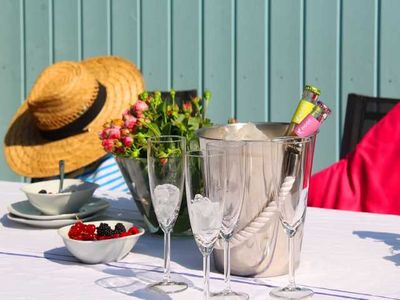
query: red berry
[
  {"left": 87, "top": 224, "right": 96, "bottom": 234},
  {"left": 68, "top": 226, "right": 82, "bottom": 238},
  {"left": 112, "top": 233, "right": 120, "bottom": 239},
  {"left": 120, "top": 232, "right": 130, "bottom": 237},
  {"left": 85, "top": 234, "right": 96, "bottom": 241},
  {"left": 75, "top": 221, "right": 84, "bottom": 229},
  {"left": 129, "top": 226, "right": 140, "bottom": 235}
]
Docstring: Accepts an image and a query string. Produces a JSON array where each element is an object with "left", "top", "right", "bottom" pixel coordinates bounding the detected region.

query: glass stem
[
  {"left": 224, "top": 238, "right": 232, "bottom": 292},
  {"left": 288, "top": 236, "right": 296, "bottom": 290},
  {"left": 203, "top": 254, "right": 210, "bottom": 300},
  {"left": 163, "top": 230, "right": 171, "bottom": 283}
]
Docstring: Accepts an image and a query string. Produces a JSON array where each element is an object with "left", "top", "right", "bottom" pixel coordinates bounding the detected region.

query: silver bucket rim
[{"left": 197, "top": 122, "right": 317, "bottom": 142}]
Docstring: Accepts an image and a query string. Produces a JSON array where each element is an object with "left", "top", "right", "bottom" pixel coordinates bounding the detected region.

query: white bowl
[
  {"left": 21, "top": 179, "right": 99, "bottom": 215},
  {"left": 58, "top": 220, "right": 145, "bottom": 264}
]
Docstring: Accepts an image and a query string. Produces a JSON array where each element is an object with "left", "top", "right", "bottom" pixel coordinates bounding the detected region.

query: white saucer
[
  {"left": 7, "top": 210, "right": 106, "bottom": 228},
  {"left": 7, "top": 198, "right": 109, "bottom": 220}
]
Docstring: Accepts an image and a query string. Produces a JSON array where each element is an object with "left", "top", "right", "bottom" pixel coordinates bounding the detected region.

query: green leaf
[
  {"left": 173, "top": 114, "right": 185, "bottom": 125},
  {"left": 162, "top": 99, "right": 167, "bottom": 124},
  {"left": 188, "top": 116, "right": 201, "bottom": 131}
]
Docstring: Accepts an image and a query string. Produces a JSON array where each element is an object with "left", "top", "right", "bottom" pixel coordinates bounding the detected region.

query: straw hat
[{"left": 4, "top": 56, "right": 145, "bottom": 177}]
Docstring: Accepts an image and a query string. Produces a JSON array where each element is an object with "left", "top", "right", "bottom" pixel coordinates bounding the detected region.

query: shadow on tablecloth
[
  {"left": 353, "top": 230, "right": 400, "bottom": 266},
  {"left": 43, "top": 247, "right": 196, "bottom": 299},
  {"left": 43, "top": 247, "right": 81, "bottom": 264},
  {"left": 96, "top": 264, "right": 202, "bottom": 299},
  {"left": 131, "top": 233, "right": 205, "bottom": 271},
  {"left": 96, "top": 275, "right": 173, "bottom": 300}
]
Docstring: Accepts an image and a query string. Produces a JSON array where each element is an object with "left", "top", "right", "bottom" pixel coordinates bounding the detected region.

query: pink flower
[
  {"left": 133, "top": 100, "right": 148, "bottom": 115},
  {"left": 124, "top": 115, "right": 137, "bottom": 130},
  {"left": 102, "top": 139, "right": 114, "bottom": 152},
  {"left": 108, "top": 126, "right": 121, "bottom": 139},
  {"left": 122, "top": 112, "right": 131, "bottom": 121},
  {"left": 120, "top": 128, "right": 130, "bottom": 136},
  {"left": 183, "top": 101, "right": 193, "bottom": 113},
  {"left": 122, "top": 136, "right": 133, "bottom": 147},
  {"left": 100, "top": 126, "right": 121, "bottom": 139},
  {"left": 115, "top": 147, "right": 125, "bottom": 154},
  {"left": 99, "top": 128, "right": 111, "bottom": 139},
  {"left": 122, "top": 108, "right": 131, "bottom": 116},
  {"left": 114, "top": 140, "right": 123, "bottom": 148}
]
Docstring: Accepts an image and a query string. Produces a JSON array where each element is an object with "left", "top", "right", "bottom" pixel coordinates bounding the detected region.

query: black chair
[{"left": 340, "top": 93, "right": 400, "bottom": 159}]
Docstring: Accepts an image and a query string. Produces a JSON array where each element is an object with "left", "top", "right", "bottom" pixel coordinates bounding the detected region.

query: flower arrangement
[{"left": 99, "top": 90, "right": 213, "bottom": 157}]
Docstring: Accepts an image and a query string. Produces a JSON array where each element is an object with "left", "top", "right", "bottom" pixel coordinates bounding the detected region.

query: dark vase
[{"left": 115, "top": 156, "right": 191, "bottom": 234}]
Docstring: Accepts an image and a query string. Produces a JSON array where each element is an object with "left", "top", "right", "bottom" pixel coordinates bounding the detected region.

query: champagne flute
[
  {"left": 147, "top": 135, "right": 188, "bottom": 294},
  {"left": 185, "top": 149, "right": 226, "bottom": 300},
  {"left": 270, "top": 136, "right": 314, "bottom": 299},
  {"left": 206, "top": 141, "right": 248, "bottom": 300}
]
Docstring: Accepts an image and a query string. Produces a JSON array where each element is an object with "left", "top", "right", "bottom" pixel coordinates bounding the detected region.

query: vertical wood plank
[
  {"left": 269, "top": 0, "right": 303, "bottom": 123},
  {"left": 0, "top": 0, "right": 397, "bottom": 180},
  {"left": 25, "top": 0, "right": 50, "bottom": 92},
  {"left": 203, "top": 0, "right": 235, "bottom": 123},
  {"left": 172, "top": 0, "right": 201, "bottom": 95},
  {"left": 53, "top": 0, "right": 79, "bottom": 62},
  {"left": 305, "top": 0, "right": 340, "bottom": 171},
  {"left": 236, "top": 0, "right": 268, "bottom": 122},
  {"left": 380, "top": 0, "right": 400, "bottom": 98},
  {"left": 111, "top": 0, "right": 141, "bottom": 68},
  {"left": 0, "top": 0, "right": 22, "bottom": 181},
  {"left": 341, "top": 0, "right": 378, "bottom": 124},
  {"left": 141, "top": 0, "right": 171, "bottom": 91},
  {"left": 81, "top": 0, "right": 108, "bottom": 58}
]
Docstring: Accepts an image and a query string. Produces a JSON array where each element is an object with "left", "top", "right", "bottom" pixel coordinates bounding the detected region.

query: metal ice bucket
[{"left": 197, "top": 123, "right": 316, "bottom": 277}]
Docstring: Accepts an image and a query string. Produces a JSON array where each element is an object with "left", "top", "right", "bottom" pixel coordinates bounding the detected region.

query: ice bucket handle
[{"left": 215, "top": 201, "right": 279, "bottom": 249}]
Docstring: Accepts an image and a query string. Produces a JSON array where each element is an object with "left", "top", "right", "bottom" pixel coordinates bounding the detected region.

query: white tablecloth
[{"left": 0, "top": 180, "right": 399, "bottom": 300}]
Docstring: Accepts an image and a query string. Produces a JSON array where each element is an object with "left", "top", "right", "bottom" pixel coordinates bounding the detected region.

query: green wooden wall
[{"left": 0, "top": 0, "right": 399, "bottom": 181}]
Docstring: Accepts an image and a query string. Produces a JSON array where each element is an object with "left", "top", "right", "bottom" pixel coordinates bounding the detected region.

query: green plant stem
[{"left": 144, "top": 122, "right": 161, "bottom": 136}]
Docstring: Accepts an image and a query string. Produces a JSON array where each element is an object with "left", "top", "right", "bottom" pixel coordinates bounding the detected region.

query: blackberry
[
  {"left": 97, "top": 223, "right": 113, "bottom": 236},
  {"left": 114, "top": 223, "right": 126, "bottom": 234}
]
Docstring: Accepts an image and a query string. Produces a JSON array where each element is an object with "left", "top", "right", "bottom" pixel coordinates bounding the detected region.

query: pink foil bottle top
[
  {"left": 316, "top": 100, "right": 332, "bottom": 124},
  {"left": 294, "top": 105, "right": 323, "bottom": 137},
  {"left": 293, "top": 114, "right": 321, "bottom": 137},
  {"left": 294, "top": 100, "right": 332, "bottom": 137}
]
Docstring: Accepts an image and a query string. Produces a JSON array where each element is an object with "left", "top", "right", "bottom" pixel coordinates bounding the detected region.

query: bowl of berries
[{"left": 58, "top": 220, "right": 144, "bottom": 264}]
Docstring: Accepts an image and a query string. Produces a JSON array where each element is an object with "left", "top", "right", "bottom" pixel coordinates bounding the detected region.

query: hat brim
[{"left": 4, "top": 56, "right": 145, "bottom": 177}]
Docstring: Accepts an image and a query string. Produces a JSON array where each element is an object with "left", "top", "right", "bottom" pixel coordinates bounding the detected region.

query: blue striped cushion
[{"left": 78, "top": 155, "right": 129, "bottom": 193}]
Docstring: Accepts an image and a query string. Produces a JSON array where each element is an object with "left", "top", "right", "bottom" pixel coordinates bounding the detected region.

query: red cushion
[{"left": 308, "top": 102, "right": 400, "bottom": 215}]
